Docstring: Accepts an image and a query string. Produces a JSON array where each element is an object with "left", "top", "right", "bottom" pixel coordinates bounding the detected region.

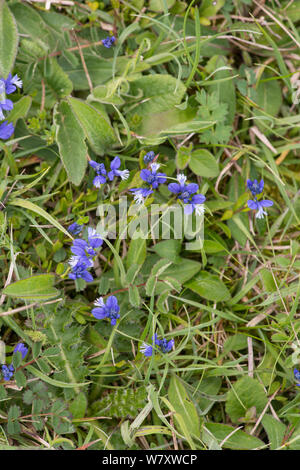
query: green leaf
[
  {"left": 168, "top": 375, "right": 200, "bottom": 438},
  {"left": 203, "top": 240, "right": 227, "bottom": 253},
  {"left": 223, "top": 334, "right": 247, "bottom": 354},
  {"left": 199, "top": 0, "right": 225, "bottom": 18},
  {"left": 149, "top": 0, "right": 175, "bottom": 11},
  {"left": 126, "top": 238, "right": 146, "bottom": 269},
  {"left": 225, "top": 377, "right": 268, "bottom": 423},
  {"left": 90, "top": 84, "right": 125, "bottom": 106},
  {"left": 9, "top": 2, "right": 51, "bottom": 48},
  {"left": 91, "top": 387, "right": 147, "bottom": 418},
  {"left": 39, "top": 57, "right": 73, "bottom": 102},
  {"left": 14, "top": 370, "right": 27, "bottom": 388},
  {"left": 210, "top": 57, "right": 236, "bottom": 126},
  {"left": 152, "top": 240, "right": 181, "bottom": 263},
  {"left": 0, "top": 1, "right": 18, "bottom": 77},
  {"left": 185, "top": 271, "right": 231, "bottom": 302},
  {"left": 69, "top": 392, "right": 87, "bottom": 419},
  {"left": 189, "top": 149, "right": 219, "bottom": 177},
  {"left": 68, "top": 97, "right": 116, "bottom": 155},
  {"left": 7, "top": 405, "right": 21, "bottom": 435},
  {"left": 204, "top": 423, "right": 265, "bottom": 450},
  {"left": 253, "top": 75, "right": 282, "bottom": 117},
  {"left": 7, "top": 96, "right": 32, "bottom": 126},
  {"left": 54, "top": 100, "right": 87, "bottom": 186},
  {"left": 2, "top": 274, "right": 59, "bottom": 300},
  {"left": 9, "top": 198, "right": 72, "bottom": 239},
  {"left": 128, "top": 285, "right": 141, "bottom": 307},
  {"left": 128, "top": 74, "right": 186, "bottom": 117},
  {"left": 26, "top": 365, "right": 90, "bottom": 389},
  {"left": 261, "top": 414, "right": 286, "bottom": 450},
  {"left": 162, "top": 258, "right": 201, "bottom": 283},
  {"left": 176, "top": 145, "right": 192, "bottom": 170}
]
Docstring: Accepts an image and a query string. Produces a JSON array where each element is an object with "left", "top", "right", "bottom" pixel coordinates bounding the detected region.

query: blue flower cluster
[
  {"left": 68, "top": 225, "right": 103, "bottom": 282},
  {"left": 1, "top": 342, "right": 28, "bottom": 382},
  {"left": 168, "top": 173, "right": 206, "bottom": 216},
  {"left": 247, "top": 179, "right": 273, "bottom": 219},
  {"left": 14, "top": 343, "right": 29, "bottom": 359},
  {"left": 140, "top": 334, "right": 174, "bottom": 357},
  {"left": 130, "top": 162, "right": 166, "bottom": 204},
  {"left": 1, "top": 364, "right": 14, "bottom": 381},
  {"left": 102, "top": 36, "right": 116, "bottom": 48},
  {"left": 68, "top": 222, "right": 83, "bottom": 235},
  {"left": 294, "top": 368, "right": 300, "bottom": 386},
  {"left": 143, "top": 151, "right": 156, "bottom": 164},
  {"left": 89, "top": 156, "right": 129, "bottom": 188},
  {"left": 92, "top": 295, "right": 120, "bottom": 325},
  {"left": 0, "top": 73, "right": 22, "bottom": 140},
  {"left": 128, "top": 152, "right": 206, "bottom": 214}
]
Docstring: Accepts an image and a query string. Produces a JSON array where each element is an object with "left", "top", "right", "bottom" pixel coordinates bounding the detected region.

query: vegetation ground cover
[{"left": 0, "top": 0, "right": 300, "bottom": 451}]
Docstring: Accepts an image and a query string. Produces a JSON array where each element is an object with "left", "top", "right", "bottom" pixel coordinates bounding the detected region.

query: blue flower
[
  {"left": 184, "top": 194, "right": 206, "bottom": 215},
  {"left": 130, "top": 187, "right": 153, "bottom": 204},
  {"left": 168, "top": 174, "right": 198, "bottom": 203},
  {"left": 0, "top": 121, "right": 14, "bottom": 140},
  {"left": 13, "top": 343, "right": 28, "bottom": 360},
  {"left": 247, "top": 198, "right": 273, "bottom": 219},
  {"left": 68, "top": 222, "right": 83, "bottom": 235},
  {"left": 108, "top": 156, "right": 129, "bottom": 181},
  {"left": 68, "top": 257, "right": 94, "bottom": 282},
  {"left": 71, "top": 238, "right": 96, "bottom": 260},
  {"left": 140, "top": 334, "right": 174, "bottom": 357},
  {"left": 0, "top": 98, "right": 13, "bottom": 121},
  {"left": 1, "top": 73, "right": 22, "bottom": 95},
  {"left": 294, "top": 368, "right": 300, "bottom": 386},
  {"left": 247, "top": 179, "right": 264, "bottom": 196},
  {"left": 102, "top": 36, "right": 116, "bottom": 48},
  {"left": 140, "top": 343, "right": 153, "bottom": 357},
  {"left": 89, "top": 160, "right": 107, "bottom": 187},
  {"left": 87, "top": 227, "right": 103, "bottom": 248},
  {"left": 143, "top": 151, "right": 155, "bottom": 164},
  {"left": 92, "top": 296, "right": 120, "bottom": 325},
  {"left": 140, "top": 163, "right": 166, "bottom": 189},
  {"left": 1, "top": 364, "right": 14, "bottom": 381}
]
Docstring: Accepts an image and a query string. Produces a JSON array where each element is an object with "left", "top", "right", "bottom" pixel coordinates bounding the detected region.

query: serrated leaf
[
  {"left": 2, "top": 274, "right": 59, "bottom": 300},
  {"left": 14, "top": 370, "right": 27, "bottom": 388},
  {"left": 68, "top": 97, "right": 116, "bottom": 155},
  {"left": 7, "top": 405, "right": 21, "bottom": 435},
  {"left": 92, "top": 387, "right": 147, "bottom": 418},
  {"left": 69, "top": 392, "right": 87, "bottom": 419},
  {"left": 0, "top": 1, "right": 18, "bottom": 77},
  {"left": 54, "top": 100, "right": 87, "bottom": 186}
]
